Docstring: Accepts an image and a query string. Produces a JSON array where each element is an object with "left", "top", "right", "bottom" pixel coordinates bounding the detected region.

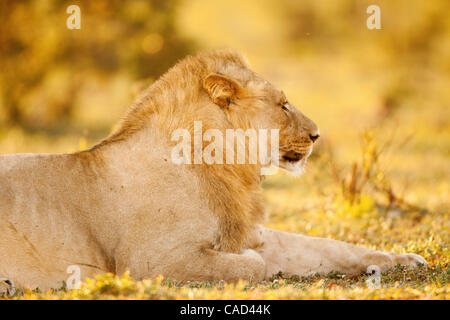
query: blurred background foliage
[{"left": 0, "top": 0, "right": 193, "bottom": 134}]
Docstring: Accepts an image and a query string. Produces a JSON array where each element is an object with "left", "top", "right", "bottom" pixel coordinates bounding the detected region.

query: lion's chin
[
  {"left": 277, "top": 146, "right": 312, "bottom": 176},
  {"left": 278, "top": 158, "right": 307, "bottom": 177}
]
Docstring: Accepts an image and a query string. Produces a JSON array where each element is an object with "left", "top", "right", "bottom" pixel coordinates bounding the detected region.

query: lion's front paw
[
  {"left": 392, "top": 253, "right": 428, "bottom": 268},
  {"left": 363, "top": 251, "right": 427, "bottom": 272}
]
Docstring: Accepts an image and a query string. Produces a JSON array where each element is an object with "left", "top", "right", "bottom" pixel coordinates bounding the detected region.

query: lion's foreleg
[{"left": 255, "top": 228, "right": 426, "bottom": 279}]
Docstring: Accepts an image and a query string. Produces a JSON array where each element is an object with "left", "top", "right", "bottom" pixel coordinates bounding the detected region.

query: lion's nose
[{"left": 309, "top": 133, "right": 320, "bottom": 143}]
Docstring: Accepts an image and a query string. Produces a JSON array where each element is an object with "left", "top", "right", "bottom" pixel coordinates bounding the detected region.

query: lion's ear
[{"left": 203, "top": 73, "right": 243, "bottom": 108}]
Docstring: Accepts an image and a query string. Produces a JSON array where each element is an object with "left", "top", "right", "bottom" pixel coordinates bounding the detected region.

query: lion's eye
[{"left": 281, "top": 103, "right": 289, "bottom": 112}]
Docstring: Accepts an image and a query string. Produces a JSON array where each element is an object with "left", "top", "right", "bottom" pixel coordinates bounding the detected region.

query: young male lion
[{"left": 0, "top": 49, "right": 426, "bottom": 291}]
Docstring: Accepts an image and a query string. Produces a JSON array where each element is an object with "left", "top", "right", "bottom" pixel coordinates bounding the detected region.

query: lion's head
[
  {"left": 201, "top": 51, "right": 320, "bottom": 175},
  {"left": 106, "top": 49, "right": 319, "bottom": 175}
]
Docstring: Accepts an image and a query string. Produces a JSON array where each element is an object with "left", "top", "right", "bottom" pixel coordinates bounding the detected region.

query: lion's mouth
[
  {"left": 277, "top": 148, "right": 312, "bottom": 176},
  {"left": 281, "top": 150, "right": 304, "bottom": 163}
]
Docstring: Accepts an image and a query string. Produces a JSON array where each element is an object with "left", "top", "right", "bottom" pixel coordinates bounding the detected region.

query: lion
[{"left": 0, "top": 49, "right": 426, "bottom": 291}]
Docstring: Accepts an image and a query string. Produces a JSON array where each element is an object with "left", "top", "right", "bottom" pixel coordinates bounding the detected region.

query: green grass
[{"left": 4, "top": 264, "right": 448, "bottom": 300}]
